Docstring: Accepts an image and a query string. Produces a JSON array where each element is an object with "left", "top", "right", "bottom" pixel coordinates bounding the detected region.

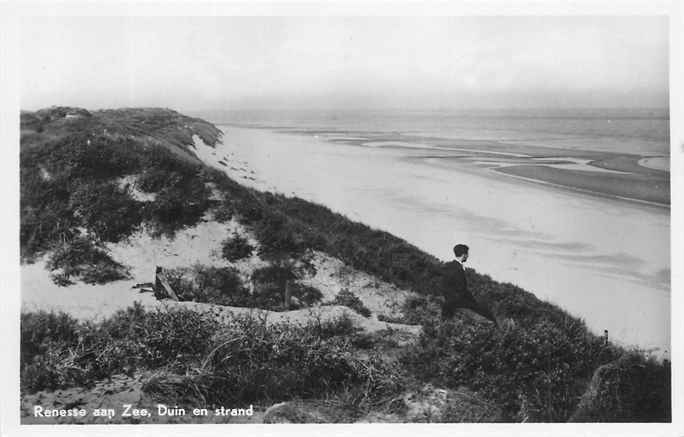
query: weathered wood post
[
  {"left": 154, "top": 266, "right": 163, "bottom": 299},
  {"left": 155, "top": 266, "right": 162, "bottom": 289},
  {"left": 284, "top": 280, "right": 292, "bottom": 310}
]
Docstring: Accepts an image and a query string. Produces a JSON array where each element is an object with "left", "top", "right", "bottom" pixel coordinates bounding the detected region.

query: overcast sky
[{"left": 20, "top": 16, "right": 669, "bottom": 111}]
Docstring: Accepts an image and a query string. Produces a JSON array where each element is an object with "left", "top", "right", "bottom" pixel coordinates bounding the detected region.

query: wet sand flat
[{"left": 494, "top": 164, "right": 669, "bottom": 206}]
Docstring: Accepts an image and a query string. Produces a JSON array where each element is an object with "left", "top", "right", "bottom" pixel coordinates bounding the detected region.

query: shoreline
[{"left": 204, "top": 124, "right": 669, "bottom": 354}]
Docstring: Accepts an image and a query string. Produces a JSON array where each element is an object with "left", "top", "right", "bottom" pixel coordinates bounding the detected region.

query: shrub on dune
[
  {"left": 330, "top": 289, "right": 372, "bottom": 318},
  {"left": 46, "top": 236, "right": 130, "bottom": 286},
  {"left": 221, "top": 232, "right": 255, "bottom": 262},
  {"left": 166, "top": 265, "right": 252, "bottom": 307},
  {"left": 250, "top": 265, "right": 323, "bottom": 310}
]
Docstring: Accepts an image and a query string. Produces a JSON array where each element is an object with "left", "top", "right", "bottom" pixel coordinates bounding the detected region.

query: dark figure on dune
[{"left": 441, "top": 244, "right": 498, "bottom": 326}]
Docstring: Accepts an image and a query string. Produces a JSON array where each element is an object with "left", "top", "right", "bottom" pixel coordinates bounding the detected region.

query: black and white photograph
[{"left": 1, "top": 1, "right": 682, "bottom": 434}]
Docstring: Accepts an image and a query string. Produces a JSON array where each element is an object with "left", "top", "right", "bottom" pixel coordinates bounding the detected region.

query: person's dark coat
[
  {"left": 440, "top": 260, "right": 468, "bottom": 318},
  {"left": 439, "top": 260, "right": 498, "bottom": 325}
]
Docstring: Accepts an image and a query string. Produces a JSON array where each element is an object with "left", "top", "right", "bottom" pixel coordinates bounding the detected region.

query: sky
[{"left": 20, "top": 16, "right": 669, "bottom": 111}]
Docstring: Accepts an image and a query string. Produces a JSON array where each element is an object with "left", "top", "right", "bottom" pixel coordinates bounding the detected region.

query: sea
[{"left": 209, "top": 107, "right": 669, "bottom": 155}]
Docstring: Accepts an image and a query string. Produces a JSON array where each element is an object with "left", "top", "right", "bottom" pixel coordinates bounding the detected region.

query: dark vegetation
[
  {"left": 46, "top": 236, "right": 130, "bottom": 286},
  {"left": 19, "top": 107, "right": 670, "bottom": 422},
  {"left": 385, "top": 279, "right": 671, "bottom": 422},
  {"left": 178, "top": 313, "right": 401, "bottom": 408},
  {"left": 221, "top": 232, "right": 255, "bottom": 261},
  {"left": 377, "top": 294, "right": 441, "bottom": 325},
  {"left": 21, "top": 305, "right": 403, "bottom": 415},
  {"left": 21, "top": 106, "right": 222, "bottom": 155},
  {"left": 250, "top": 265, "right": 323, "bottom": 310},
  {"left": 401, "top": 316, "right": 621, "bottom": 421},
  {"left": 569, "top": 352, "right": 671, "bottom": 422},
  {"left": 329, "top": 289, "right": 372, "bottom": 318},
  {"left": 20, "top": 304, "right": 218, "bottom": 393},
  {"left": 165, "top": 264, "right": 323, "bottom": 311},
  {"left": 165, "top": 265, "right": 251, "bottom": 306}
]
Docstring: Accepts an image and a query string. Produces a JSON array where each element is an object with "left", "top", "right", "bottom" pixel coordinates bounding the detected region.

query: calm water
[{"left": 198, "top": 108, "right": 670, "bottom": 155}]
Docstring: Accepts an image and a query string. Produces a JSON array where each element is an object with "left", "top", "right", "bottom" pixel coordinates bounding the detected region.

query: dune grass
[{"left": 21, "top": 304, "right": 404, "bottom": 416}]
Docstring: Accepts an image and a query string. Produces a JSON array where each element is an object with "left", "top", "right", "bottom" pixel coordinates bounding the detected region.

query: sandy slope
[
  {"left": 22, "top": 208, "right": 420, "bottom": 336},
  {"left": 302, "top": 251, "right": 419, "bottom": 320},
  {"left": 22, "top": 215, "right": 237, "bottom": 320}
]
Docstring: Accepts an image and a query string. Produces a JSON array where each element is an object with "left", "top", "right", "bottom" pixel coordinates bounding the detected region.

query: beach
[{"left": 195, "top": 124, "right": 670, "bottom": 355}]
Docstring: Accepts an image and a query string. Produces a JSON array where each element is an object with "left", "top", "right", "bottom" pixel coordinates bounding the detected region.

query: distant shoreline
[{"left": 218, "top": 122, "right": 670, "bottom": 209}]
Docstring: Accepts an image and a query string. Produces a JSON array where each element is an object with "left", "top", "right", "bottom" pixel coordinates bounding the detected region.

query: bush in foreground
[
  {"left": 21, "top": 306, "right": 403, "bottom": 413},
  {"left": 185, "top": 313, "right": 395, "bottom": 405},
  {"left": 20, "top": 304, "right": 218, "bottom": 392},
  {"left": 400, "top": 316, "right": 634, "bottom": 422},
  {"left": 569, "top": 352, "right": 671, "bottom": 422}
]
